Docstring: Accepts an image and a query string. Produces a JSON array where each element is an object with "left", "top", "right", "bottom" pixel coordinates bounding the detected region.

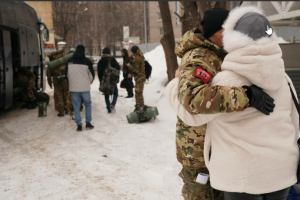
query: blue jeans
[
  {"left": 105, "top": 87, "right": 118, "bottom": 111},
  {"left": 71, "top": 91, "right": 92, "bottom": 125}
]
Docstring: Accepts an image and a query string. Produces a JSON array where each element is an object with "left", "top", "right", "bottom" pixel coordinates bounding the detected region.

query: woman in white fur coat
[{"left": 165, "top": 6, "right": 299, "bottom": 200}]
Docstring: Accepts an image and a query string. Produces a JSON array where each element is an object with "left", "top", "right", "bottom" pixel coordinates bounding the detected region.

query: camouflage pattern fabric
[
  {"left": 174, "top": 28, "right": 250, "bottom": 199},
  {"left": 134, "top": 79, "right": 145, "bottom": 105},
  {"left": 47, "top": 50, "right": 71, "bottom": 115},
  {"left": 53, "top": 78, "right": 69, "bottom": 115},
  {"left": 179, "top": 166, "right": 223, "bottom": 200},
  {"left": 176, "top": 28, "right": 249, "bottom": 114},
  {"left": 18, "top": 76, "right": 36, "bottom": 102},
  {"left": 15, "top": 67, "right": 36, "bottom": 103},
  {"left": 100, "top": 58, "right": 120, "bottom": 95},
  {"left": 128, "top": 49, "right": 146, "bottom": 106}
]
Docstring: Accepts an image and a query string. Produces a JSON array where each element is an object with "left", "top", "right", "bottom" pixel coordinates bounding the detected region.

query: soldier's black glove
[{"left": 242, "top": 85, "right": 275, "bottom": 115}]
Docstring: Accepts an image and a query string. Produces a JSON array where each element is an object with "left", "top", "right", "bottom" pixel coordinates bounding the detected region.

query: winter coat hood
[
  {"left": 134, "top": 49, "right": 144, "bottom": 59},
  {"left": 73, "top": 51, "right": 86, "bottom": 61},
  {"left": 175, "top": 28, "right": 225, "bottom": 59},
  {"left": 221, "top": 6, "right": 285, "bottom": 91}
]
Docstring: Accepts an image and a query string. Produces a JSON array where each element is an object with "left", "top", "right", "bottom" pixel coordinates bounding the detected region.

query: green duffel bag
[{"left": 126, "top": 106, "right": 159, "bottom": 124}]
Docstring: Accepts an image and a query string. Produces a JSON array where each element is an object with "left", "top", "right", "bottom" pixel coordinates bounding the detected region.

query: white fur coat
[{"left": 165, "top": 6, "right": 299, "bottom": 194}]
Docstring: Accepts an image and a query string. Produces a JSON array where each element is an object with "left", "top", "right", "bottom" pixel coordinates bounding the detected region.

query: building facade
[{"left": 147, "top": 1, "right": 182, "bottom": 43}]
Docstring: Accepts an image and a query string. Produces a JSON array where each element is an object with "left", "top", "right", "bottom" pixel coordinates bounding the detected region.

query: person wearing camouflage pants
[
  {"left": 126, "top": 46, "right": 146, "bottom": 107},
  {"left": 166, "top": 8, "right": 275, "bottom": 200},
  {"left": 47, "top": 50, "right": 70, "bottom": 117}
]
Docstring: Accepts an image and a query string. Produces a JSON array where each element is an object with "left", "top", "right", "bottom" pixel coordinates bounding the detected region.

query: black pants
[
  {"left": 125, "top": 78, "right": 134, "bottom": 97},
  {"left": 224, "top": 187, "right": 290, "bottom": 200}
]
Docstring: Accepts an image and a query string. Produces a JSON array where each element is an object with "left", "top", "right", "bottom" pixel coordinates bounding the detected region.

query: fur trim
[
  {"left": 222, "top": 6, "right": 278, "bottom": 52},
  {"left": 220, "top": 38, "right": 284, "bottom": 91},
  {"left": 219, "top": 6, "right": 284, "bottom": 91}
]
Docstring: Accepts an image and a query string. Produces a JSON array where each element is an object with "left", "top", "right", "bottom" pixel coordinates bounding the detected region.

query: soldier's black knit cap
[
  {"left": 201, "top": 8, "right": 230, "bottom": 39},
  {"left": 102, "top": 47, "right": 111, "bottom": 55},
  {"left": 131, "top": 46, "right": 139, "bottom": 54}
]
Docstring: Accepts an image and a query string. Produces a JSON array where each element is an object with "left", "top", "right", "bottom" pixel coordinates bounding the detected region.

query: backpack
[
  {"left": 144, "top": 60, "right": 152, "bottom": 80},
  {"left": 35, "top": 91, "right": 50, "bottom": 105},
  {"left": 100, "top": 58, "right": 120, "bottom": 95}
]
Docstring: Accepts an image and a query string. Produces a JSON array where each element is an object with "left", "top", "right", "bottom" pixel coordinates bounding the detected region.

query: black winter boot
[
  {"left": 57, "top": 113, "right": 64, "bottom": 117},
  {"left": 77, "top": 125, "right": 82, "bottom": 131},
  {"left": 86, "top": 123, "right": 94, "bottom": 129}
]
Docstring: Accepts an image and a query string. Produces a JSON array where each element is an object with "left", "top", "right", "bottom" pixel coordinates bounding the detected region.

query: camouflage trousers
[
  {"left": 53, "top": 79, "right": 69, "bottom": 115},
  {"left": 179, "top": 166, "right": 223, "bottom": 200},
  {"left": 19, "top": 76, "right": 36, "bottom": 102},
  {"left": 134, "top": 80, "right": 145, "bottom": 106}
]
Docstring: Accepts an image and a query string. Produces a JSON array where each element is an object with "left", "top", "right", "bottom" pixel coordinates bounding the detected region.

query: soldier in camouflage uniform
[
  {"left": 14, "top": 66, "right": 36, "bottom": 109},
  {"left": 47, "top": 50, "right": 70, "bottom": 117},
  {"left": 173, "top": 8, "right": 275, "bottom": 200},
  {"left": 126, "top": 46, "right": 146, "bottom": 108}
]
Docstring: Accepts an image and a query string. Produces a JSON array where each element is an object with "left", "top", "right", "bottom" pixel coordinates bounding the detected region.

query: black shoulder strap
[{"left": 288, "top": 82, "right": 300, "bottom": 115}]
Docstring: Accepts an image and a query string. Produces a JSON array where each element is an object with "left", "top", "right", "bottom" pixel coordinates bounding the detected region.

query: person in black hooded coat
[
  {"left": 97, "top": 47, "right": 120, "bottom": 113},
  {"left": 121, "top": 48, "right": 134, "bottom": 98}
]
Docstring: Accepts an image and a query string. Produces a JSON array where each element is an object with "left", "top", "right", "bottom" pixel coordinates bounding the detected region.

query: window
[
  {"left": 158, "top": 13, "right": 162, "bottom": 21},
  {"left": 159, "top": 27, "right": 164, "bottom": 36}
]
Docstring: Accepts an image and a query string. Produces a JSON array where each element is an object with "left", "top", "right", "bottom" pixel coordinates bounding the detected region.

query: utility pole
[{"left": 144, "top": 1, "right": 148, "bottom": 53}]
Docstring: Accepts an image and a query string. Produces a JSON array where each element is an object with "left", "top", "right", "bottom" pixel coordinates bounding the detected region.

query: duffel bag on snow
[{"left": 126, "top": 105, "right": 159, "bottom": 124}]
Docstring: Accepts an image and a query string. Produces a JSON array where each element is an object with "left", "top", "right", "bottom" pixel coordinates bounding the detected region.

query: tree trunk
[
  {"left": 158, "top": 1, "right": 178, "bottom": 82},
  {"left": 179, "top": 1, "right": 200, "bottom": 35},
  {"left": 215, "top": 1, "right": 230, "bottom": 10},
  {"left": 197, "top": 2, "right": 213, "bottom": 21}
]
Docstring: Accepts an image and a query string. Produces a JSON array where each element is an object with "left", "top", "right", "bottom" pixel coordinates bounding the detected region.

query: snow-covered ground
[{"left": 0, "top": 46, "right": 183, "bottom": 200}]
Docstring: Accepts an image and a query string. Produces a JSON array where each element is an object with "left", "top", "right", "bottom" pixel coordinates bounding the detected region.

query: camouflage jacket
[
  {"left": 128, "top": 49, "right": 146, "bottom": 83},
  {"left": 175, "top": 28, "right": 249, "bottom": 169},
  {"left": 17, "top": 67, "right": 35, "bottom": 81},
  {"left": 46, "top": 50, "right": 66, "bottom": 87}
]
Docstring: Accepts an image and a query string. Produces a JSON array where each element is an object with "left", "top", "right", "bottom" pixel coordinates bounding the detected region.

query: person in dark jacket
[
  {"left": 121, "top": 49, "right": 134, "bottom": 98},
  {"left": 66, "top": 45, "right": 95, "bottom": 131},
  {"left": 97, "top": 47, "right": 121, "bottom": 113}
]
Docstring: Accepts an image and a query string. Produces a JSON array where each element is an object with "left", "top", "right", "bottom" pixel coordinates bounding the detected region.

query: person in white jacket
[{"left": 165, "top": 6, "right": 299, "bottom": 200}]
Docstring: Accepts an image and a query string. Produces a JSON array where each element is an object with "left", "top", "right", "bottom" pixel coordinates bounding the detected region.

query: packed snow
[{"left": 0, "top": 45, "right": 183, "bottom": 200}]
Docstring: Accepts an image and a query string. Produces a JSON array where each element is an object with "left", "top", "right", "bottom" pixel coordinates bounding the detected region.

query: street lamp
[{"left": 57, "top": 41, "right": 66, "bottom": 50}]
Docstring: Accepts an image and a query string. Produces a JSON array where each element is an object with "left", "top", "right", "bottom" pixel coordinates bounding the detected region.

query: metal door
[
  {"left": 3, "top": 30, "right": 13, "bottom": 109},
  {"left": 19, "top": 25, "right": 28, "bottom": 67}
]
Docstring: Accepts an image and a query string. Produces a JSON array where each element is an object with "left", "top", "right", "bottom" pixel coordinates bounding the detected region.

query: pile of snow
[
  {"left": 0, "top": 44, "right": 183, "bottom": 199},
  {"left": 143, "top": 45, "right": 181, "bottom": 107}
]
